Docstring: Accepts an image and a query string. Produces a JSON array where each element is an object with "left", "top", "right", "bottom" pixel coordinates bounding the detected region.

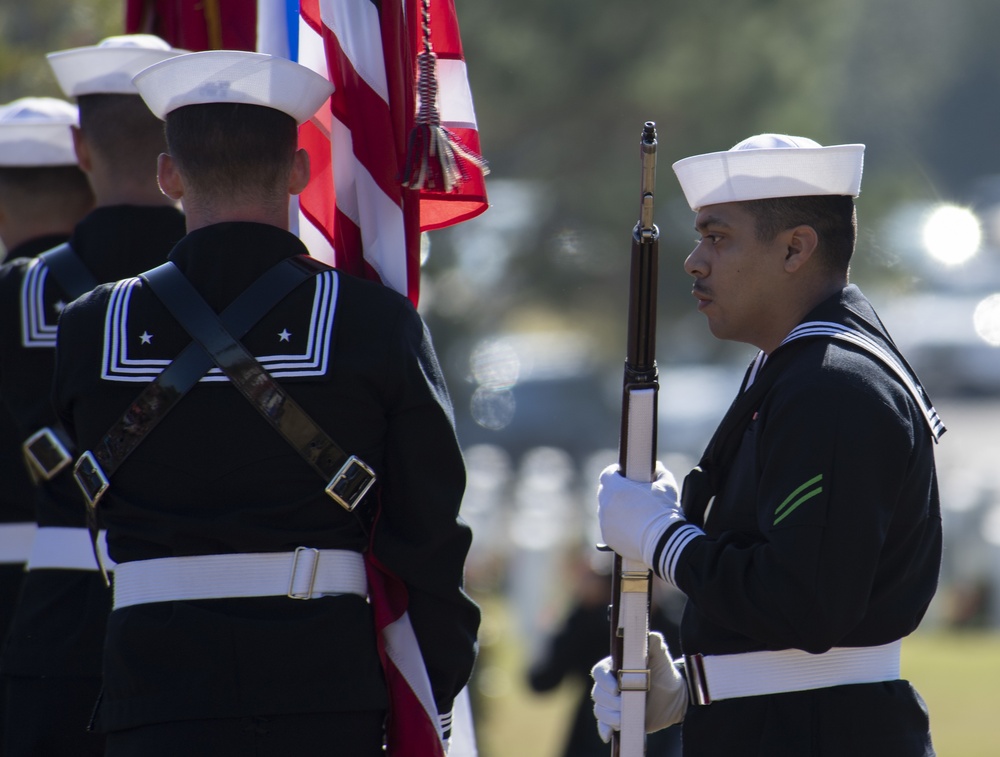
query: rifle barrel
[{"left": 610, "top": 121, "right": 660, "bottom": 757}]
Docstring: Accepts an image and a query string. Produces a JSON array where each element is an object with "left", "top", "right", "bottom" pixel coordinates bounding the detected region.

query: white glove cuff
[
  {"left": 646, "top": 632, "right": 688, "bottom": 731},
  {"left": 598, "top": 463, "right": 683, "bottom": 569}
]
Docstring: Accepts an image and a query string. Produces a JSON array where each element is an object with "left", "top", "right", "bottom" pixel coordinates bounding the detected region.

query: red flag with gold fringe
[{"left": 125, "top": 0, "right": 258, "bottom": 51}]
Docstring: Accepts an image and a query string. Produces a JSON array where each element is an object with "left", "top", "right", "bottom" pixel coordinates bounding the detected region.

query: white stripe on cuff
[
  {"left": 439, "top": 709, "right": 453, "bottom": 738},
  {"left": 658, "top": 523, "right": 703, "bottom": 587}
]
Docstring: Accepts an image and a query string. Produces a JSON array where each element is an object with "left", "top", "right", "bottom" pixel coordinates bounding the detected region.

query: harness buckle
[
  {"left": 325, "top": 455, "right": 376, "bottom": 512},
  {"left": 73, "top": 451, "right": 110, "bottom": 510},
  {"left": 72, "top": 451, "right": 112, "bottom": 587},
  {"left": 23, "top": 427, "right": 72, "bottom": 481},
  {"left": 288, "top": 547, "right": 321, "bottom": 600}
]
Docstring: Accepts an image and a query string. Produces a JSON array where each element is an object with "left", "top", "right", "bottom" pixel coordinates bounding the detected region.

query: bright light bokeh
[
  {"left": 973, "top": 293, "right": 1000, "bottom": 346},
  {"left": 921, "top": 204, "right": 982, "bottom": 266}
]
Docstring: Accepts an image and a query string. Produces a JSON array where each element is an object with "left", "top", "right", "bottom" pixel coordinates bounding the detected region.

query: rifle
[{"left": 607, "top": 121, "right": 659, "bottom": 757}]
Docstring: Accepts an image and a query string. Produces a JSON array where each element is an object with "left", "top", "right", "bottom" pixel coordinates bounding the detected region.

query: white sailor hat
[
  {"left": 132, "top": 50, "right": 335, "bottom": 125},
  {"left": 47, "top": 34, "right": 186, "bottom": 98},
  {"left": 0, "top": 97, "right": 78, "bottom": 167},
  {"left": 672, "top": 133, "right": 865, "bottom": 211}
]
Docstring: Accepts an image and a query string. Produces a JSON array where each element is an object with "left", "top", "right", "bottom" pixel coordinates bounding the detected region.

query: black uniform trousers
[
  {"left": 681, "top": 680, "right": 934, "bottom": 757},
  {"left": 0, "top": 563, "right": 25, "bottom": 749},
  {"left": 105, "top": 709, "right": 387, "bottom": 757}
]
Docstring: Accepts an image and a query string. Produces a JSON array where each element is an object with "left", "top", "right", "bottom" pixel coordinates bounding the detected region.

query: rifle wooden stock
[{"left": 609, "top": 121, "right": 659, "bottom": 757}]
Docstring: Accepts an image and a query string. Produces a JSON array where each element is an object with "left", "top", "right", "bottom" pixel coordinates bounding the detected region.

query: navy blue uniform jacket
[
  {"left": 663, "top": 285, "right": 941, "bottom": 756},
  {"left": 0, "top": 206, "right": 185, "bottom": 678},
  {"left": 53, "top": 222, "right": 479, "bottom": 731},
  {"left": 675, "top": 285, "right": 942, "bottom": 656}
]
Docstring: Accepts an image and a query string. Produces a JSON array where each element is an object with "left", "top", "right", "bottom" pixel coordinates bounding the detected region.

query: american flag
[
  {"left": 258, "top": 3, "right": 486, "bottom": 753},
  {"left": 129, "top": 1, "right": 488, "bottom": 306},
  {"left": 127, "top": 3, "right": 486, "bottom": 749},
  {"left": 258, "top": 0, "right": 488, "bottom": 306}
]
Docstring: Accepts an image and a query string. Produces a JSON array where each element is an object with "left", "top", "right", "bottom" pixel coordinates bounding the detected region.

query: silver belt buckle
[
  {"left": 288, "top": 546, "right": 320, "bottom": 600},
  {"left": 22, "top": 427, "right": 72, "bottom": 480},
  {"left": 325, "top": 455, "right": 376, "bottom": 512}
]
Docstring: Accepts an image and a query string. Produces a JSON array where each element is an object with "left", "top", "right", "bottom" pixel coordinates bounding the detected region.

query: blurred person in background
[
  {"left": 0, "top": 35, "right": 185, "bottom": 756},
  {"left": 593, "top": 134, "right": 942, "bottom": 756},
  {"left": 529, "top": 550, "right": 681, "bottom": 757},
  {"left": 0, "top": 94, "right": 94, "bottom": 748}
]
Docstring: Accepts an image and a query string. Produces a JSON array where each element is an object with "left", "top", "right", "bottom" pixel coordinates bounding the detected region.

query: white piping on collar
[{"left": 100, "top": 270, "right": 339, "bottom": 383}]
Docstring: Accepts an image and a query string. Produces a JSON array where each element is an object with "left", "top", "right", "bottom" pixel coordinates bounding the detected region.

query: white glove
[
  {"left": 590, "top": 631, "right": 688, "bottom": 743},
  {"left": 597, "top": 462, "right": 683, "bottom": 569}
]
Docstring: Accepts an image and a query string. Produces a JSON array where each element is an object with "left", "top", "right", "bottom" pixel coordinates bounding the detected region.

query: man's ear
[
  {"left": 783, "top": 224, "right": 819, "bottom": 273},
  {"left": 157, "top": 153, "right": 184, "bottom": 201},
  {"left": 288, "top": 148, "right": 310, "bottom": 196},
  {"left": 71, "top": 126, "right": 92, "bottom": 173}
]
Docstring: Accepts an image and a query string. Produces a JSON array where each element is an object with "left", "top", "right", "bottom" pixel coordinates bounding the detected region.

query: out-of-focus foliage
[
  {"left": 424, "top": 0, "right": 1000, "bottom": 362},
  {"left": 5, "top": 0, "right": 1000, "bottom": 362},
  {"left": 458, "top": 0, "right": 1000, "bottom": 207},
  {"left": 0, "top": 0, "right": 122, "bottom": 100}
]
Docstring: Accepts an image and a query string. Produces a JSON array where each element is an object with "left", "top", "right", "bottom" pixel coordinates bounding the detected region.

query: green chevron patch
[{"left": 773, "top": 474, "right": 823, "bottom": 525}]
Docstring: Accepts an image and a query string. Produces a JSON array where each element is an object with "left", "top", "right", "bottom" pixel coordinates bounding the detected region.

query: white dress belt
[
  {"left": 26, "top": 526, "right": 114, "bottom": 572},
  {"left": 0, "top": 523, "right": 36, "bottom": 564},
  {"left": 684, "top": 639, "right": 903, "bottom": 704},
  {"left": 113, "top": 548, "right": 368, "bottom": 609}
]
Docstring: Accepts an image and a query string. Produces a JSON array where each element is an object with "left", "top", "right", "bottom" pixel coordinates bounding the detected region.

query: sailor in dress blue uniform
[{"left": 53, "top": 50, "right": 478, "bottom": 756}]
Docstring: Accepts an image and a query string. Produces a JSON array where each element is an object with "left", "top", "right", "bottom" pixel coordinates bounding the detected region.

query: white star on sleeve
[
  {"left": 278, "top": 329, "right": 291, "bottom": 342},
  {"left": 139, "top": 331, "right": 153, "bottom": 345}
]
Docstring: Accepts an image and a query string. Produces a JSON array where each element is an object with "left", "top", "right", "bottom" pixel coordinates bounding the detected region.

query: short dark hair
[
  {"left": 0, "top": 165, "right": 91, "bottom": 198},
  {"left": 164, "top": 103, "right": 298, "bottom": 202},
  {"left": 77, "top": 94, "right": 167, "bottom": 170},
  {"left": 0, "top": 165, "right": 93, "bottom": 221},
  {"left": 739, "top": 195, "right": 857, "bottom": 273}
]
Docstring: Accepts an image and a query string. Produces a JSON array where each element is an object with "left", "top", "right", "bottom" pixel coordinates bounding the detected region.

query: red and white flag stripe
[
  {"left": 261, "top": 0, "right": 487, "bottom": 306},
  {"left": 258, "top": 4, "right": 484, "bottom": 754},
  {"left": 134, "top": 1, "right": 481, "bottom": 751},
  {"left": 365, "top": 549, "right": 448, "bottom": 756}
]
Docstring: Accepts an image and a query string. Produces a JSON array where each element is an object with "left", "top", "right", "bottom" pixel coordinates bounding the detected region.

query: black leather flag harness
[
  {"left": 21, "top": 244, "right": 97, "bottom": 482},
  {"left": 72, "top": 255, "right": 377, "bottom": 583}
]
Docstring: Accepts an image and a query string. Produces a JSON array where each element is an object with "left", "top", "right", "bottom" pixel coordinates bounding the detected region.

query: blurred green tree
[
  {"left": 0, "top": 0, "right": 121, "bottom": 101},
  {"left": 426, "top": 0, "right": 1000, "bottom": 364},
  {"left": 5, "top": 0, "right": 1000, "bottom": 364}
]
